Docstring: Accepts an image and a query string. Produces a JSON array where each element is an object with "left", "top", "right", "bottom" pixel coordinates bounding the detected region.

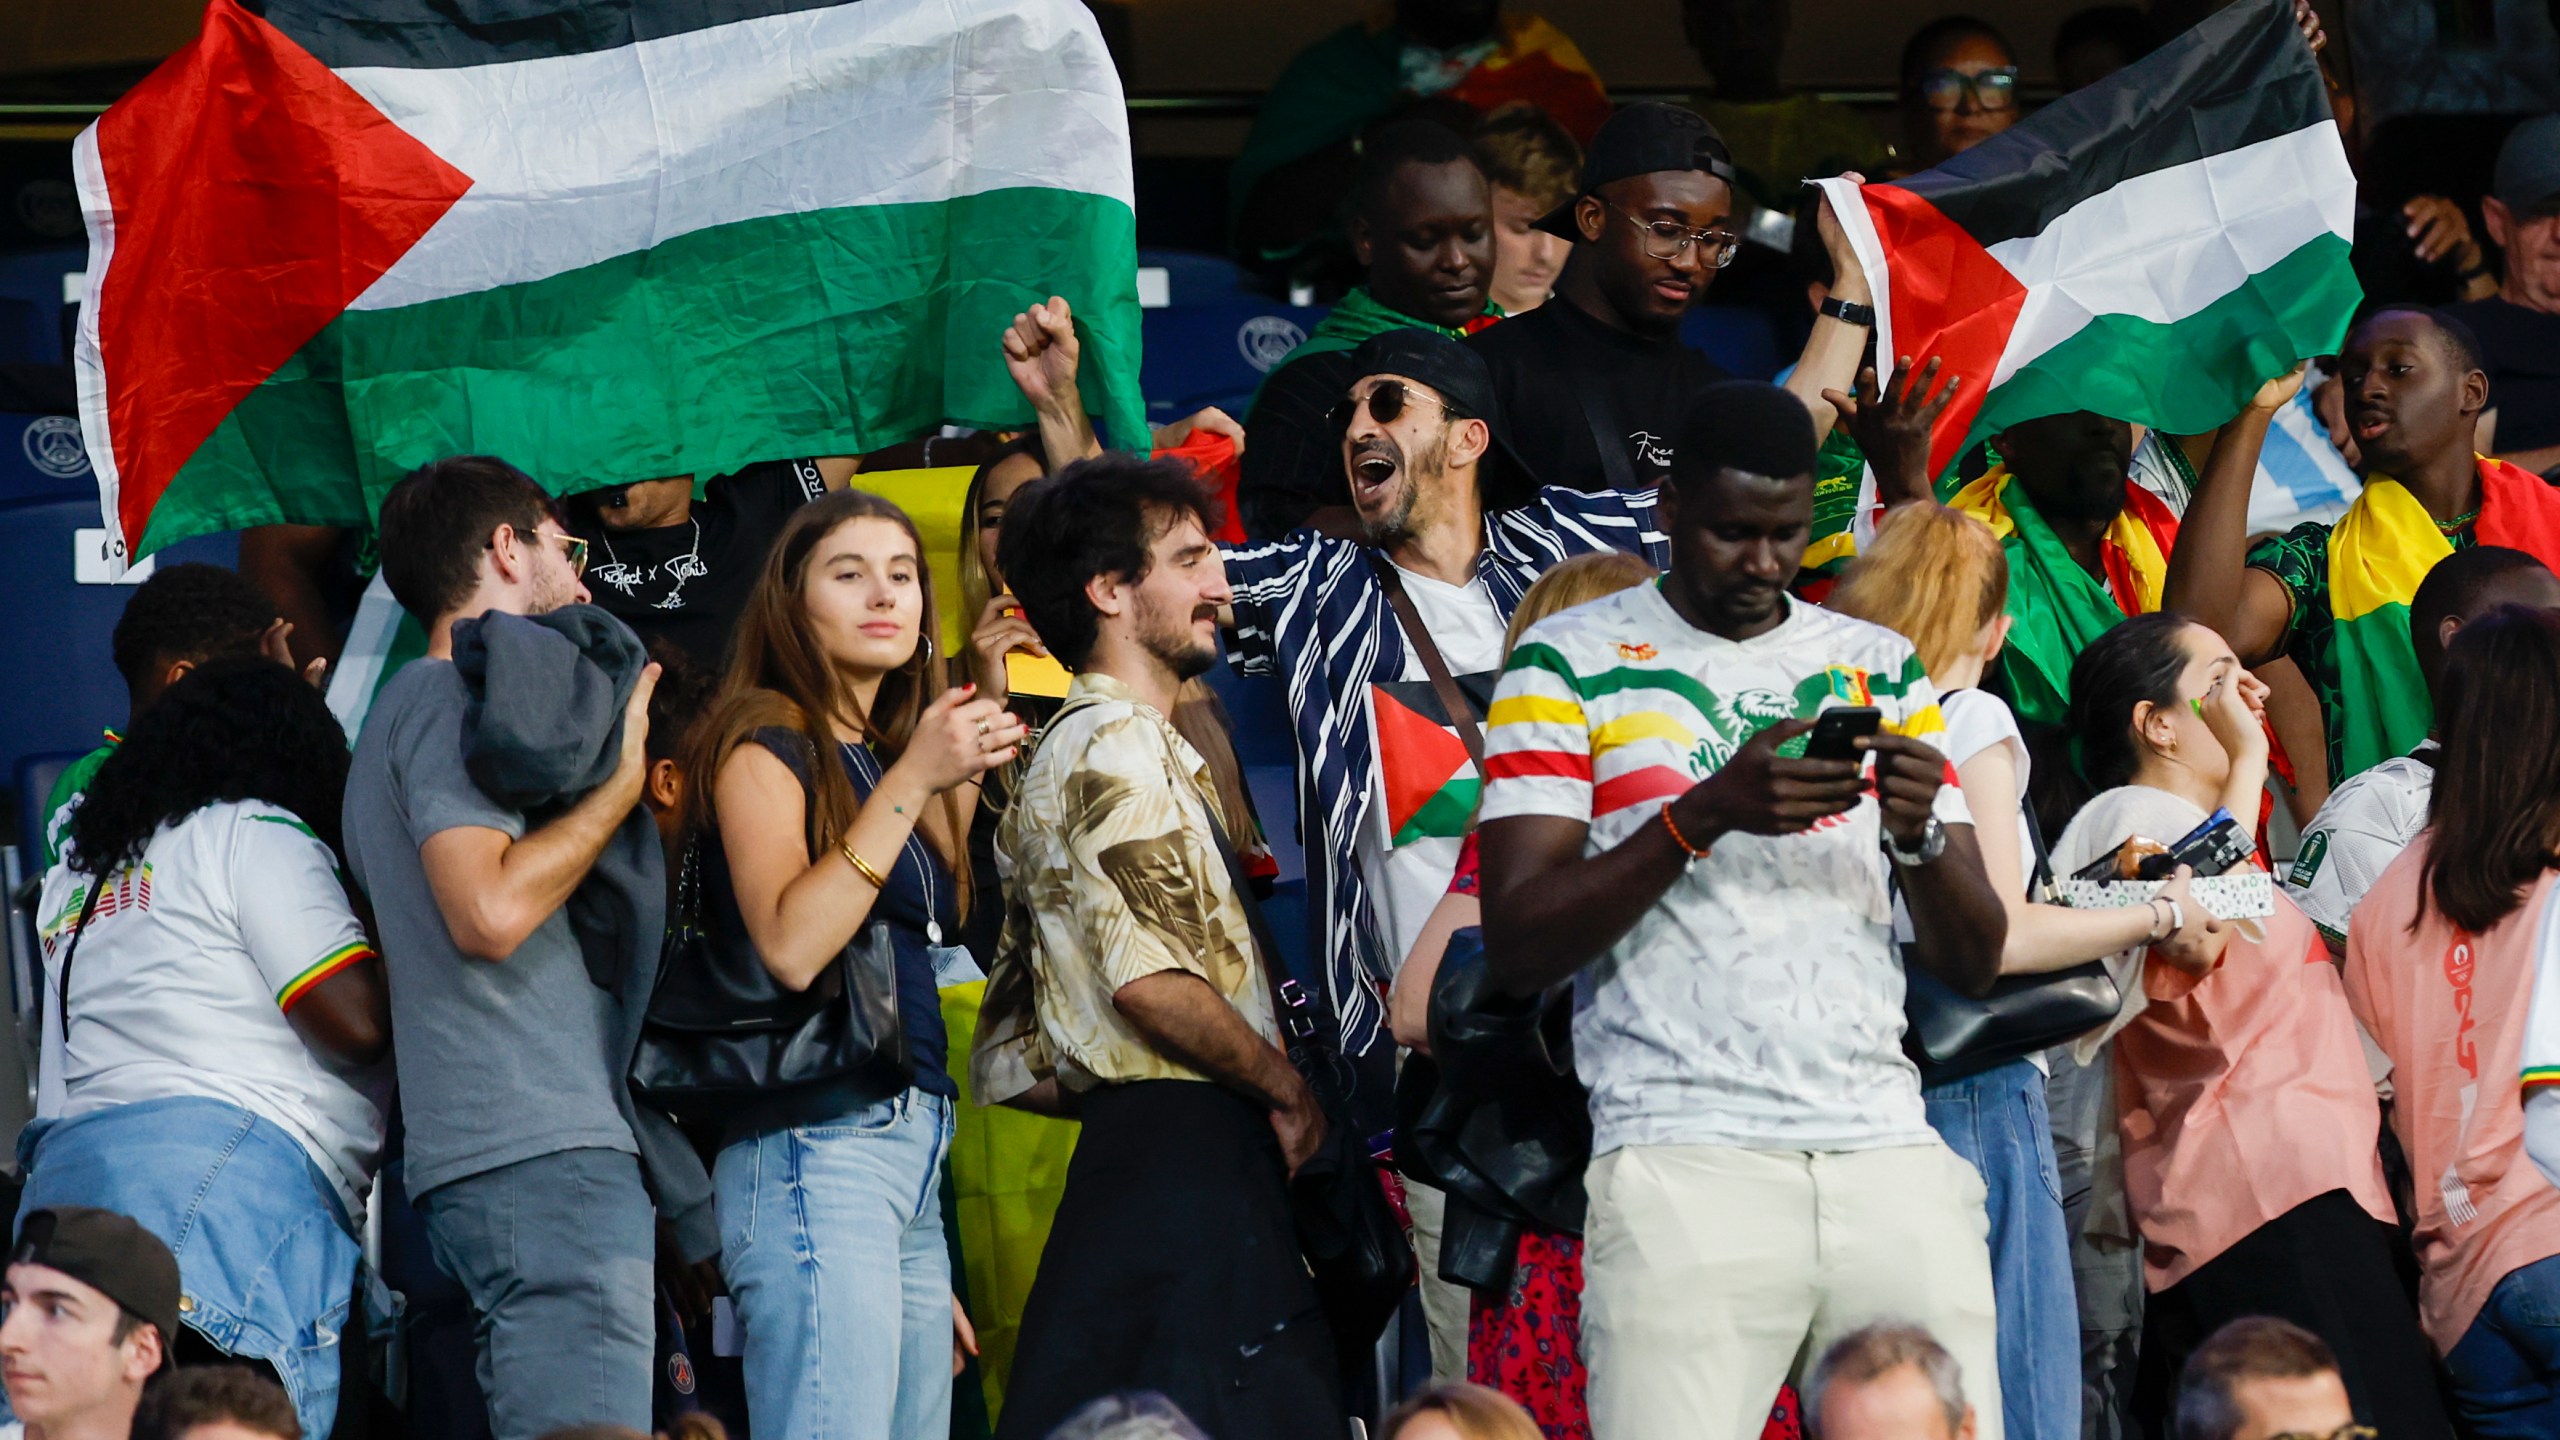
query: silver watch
[{"left": 1887, "top": 815, "right": 1947, "bottom": 868}]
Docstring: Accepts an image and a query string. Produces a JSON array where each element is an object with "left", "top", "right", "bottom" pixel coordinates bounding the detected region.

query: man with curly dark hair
[{"left": 134, "top": 1365, "right": 301, "bottom": 1440}]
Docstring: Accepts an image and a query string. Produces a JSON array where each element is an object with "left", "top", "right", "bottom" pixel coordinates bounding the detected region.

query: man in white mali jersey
[{"left": 1477, "top": 380, "right": 2010, "bottom": 1439}]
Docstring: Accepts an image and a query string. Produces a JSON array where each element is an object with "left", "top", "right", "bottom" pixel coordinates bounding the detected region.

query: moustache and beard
[
  {"left": 1135, "top": 594, "right": 1223, "bottom": 681},
  {"left": 1349, "top": 429, "right": 1450, "bottom": 549}
]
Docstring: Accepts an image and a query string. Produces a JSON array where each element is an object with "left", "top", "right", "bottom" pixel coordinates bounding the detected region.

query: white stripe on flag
[
  {"left": 340, "top": 0, "right": 1131, "bottom": 312},
  {"left": 325, "top": 571, "right": 406, "bottom": 735},
  {"left": 68, "top": 125, "right": 131, "bottom": 569},
  {"left": 1984, "top": 123, "right": 2355, "bottom": 390}
]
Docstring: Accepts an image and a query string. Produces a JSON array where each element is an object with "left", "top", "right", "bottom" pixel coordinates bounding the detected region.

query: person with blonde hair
[
  {"left": 1472, "top": 105, "right": 1581, "bottom": 318},
  {"left": 1829, "top": 503, "right": 2217, "bottom": 1440},
  {"left": 1381, "top": 1382, "right": 1546, "bottom": 1440}
]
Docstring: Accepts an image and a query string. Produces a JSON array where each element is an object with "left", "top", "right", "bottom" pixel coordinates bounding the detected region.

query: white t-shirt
[
  {"left": 2288, "top": 743, "right": 2436, "bottom": 952},
  {"left": 1356, "top": 563, "right": 1508, "bottom": 977},
  {"left": 1482, "top": 587, "right": 1972, "bottom": 1154},
  {"left": 36, "top": 801, "right": 389, "bottom": 1214}
]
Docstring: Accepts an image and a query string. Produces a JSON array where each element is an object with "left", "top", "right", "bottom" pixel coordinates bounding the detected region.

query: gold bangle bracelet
[{"left": 839, "top": 842, "right": 887, "bottom": 889}]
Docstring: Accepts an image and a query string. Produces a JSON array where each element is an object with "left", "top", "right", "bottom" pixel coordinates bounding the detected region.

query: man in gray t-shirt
[{"left": 342, "top": 456, "right": 661, "bottom": 1440}]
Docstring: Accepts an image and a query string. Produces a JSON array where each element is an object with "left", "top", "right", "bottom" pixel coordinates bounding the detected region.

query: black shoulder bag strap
[
  {"left": 48, "top": 876, "right": 108, "bottom": 1074},
  {"left": 1366, "top": 552, "right": 1485, "bottom": 770},
  {"left": 2021, "top": 789, "right": 2061, "bottom": 906},
  {"left": 1573, "top": 367, "right": 1642, "bottom": 494}
]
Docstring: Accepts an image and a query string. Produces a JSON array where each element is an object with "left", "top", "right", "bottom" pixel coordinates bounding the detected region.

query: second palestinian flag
[{"left": 1815, "top": 0, "right": 2359, "bottom": 476}]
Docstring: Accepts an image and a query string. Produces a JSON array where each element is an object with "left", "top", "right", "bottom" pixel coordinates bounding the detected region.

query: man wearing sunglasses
[{"left": 1468, "top": 102, "right": 1876, "bottom": 496}]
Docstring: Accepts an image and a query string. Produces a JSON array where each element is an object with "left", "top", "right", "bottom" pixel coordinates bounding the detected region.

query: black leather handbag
[
  {"left": 629, "top": 738, "right": 910, "bottom": 1112},
  {"left": 1901, "top": 793, "right": 2121, "bottom": 1083},
  {"left": 1213, "top": 816, "right": 1415, "bottom": 1373}
]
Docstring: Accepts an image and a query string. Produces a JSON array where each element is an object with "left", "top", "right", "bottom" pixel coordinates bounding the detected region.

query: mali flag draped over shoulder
[{"left": 72, "top": 0, "right": 1147, "bottom": 565}]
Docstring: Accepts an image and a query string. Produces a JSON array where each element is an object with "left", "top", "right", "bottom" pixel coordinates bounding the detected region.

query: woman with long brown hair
[
  {"left": 2346, "top": 604, "right": 2560, "bottom": 1437},
  {"left": 681, "top": 488, "right": 1027, "bottom": 1440}
]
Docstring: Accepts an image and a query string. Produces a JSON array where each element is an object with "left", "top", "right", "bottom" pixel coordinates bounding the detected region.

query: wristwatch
[
  {"left": 1819, "top": 295, "right": 1876, "bottom": 328},
  {"left": 1886, "top": 815, "right": 1947, "bottom": 868}
]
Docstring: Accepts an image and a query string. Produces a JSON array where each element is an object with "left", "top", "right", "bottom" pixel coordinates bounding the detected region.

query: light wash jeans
[
  {"left": 2446, "top": 1252, "right": 2560, "bottom": 1439},
  {"left": 716, "top": 1088, "right": 955, "bottom": 1440},
  {"left": 1926, "top": 1058, "right": 2080, "bottom": 1440},
  {"left": 14, "top": 1097, "right": 359, "bottom": 1440}
]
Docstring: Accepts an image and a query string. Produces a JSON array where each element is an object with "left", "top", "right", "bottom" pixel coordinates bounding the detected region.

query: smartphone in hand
[{"left": 1804, "top": 706, "right": 1883, "bottom": 763}]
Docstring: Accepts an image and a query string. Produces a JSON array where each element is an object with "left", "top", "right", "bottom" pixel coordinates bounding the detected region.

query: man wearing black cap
[
  {"left": 2449, "top": 115, "right": 2560, "bottom": 476},
  {"left": 1, "top": 1207, "right": 181, "bottom": 1440},
  {"left": 1477, "top": 382, "right": 2006, "bottom": 1438},
  {"left": 1467, "top": 101, "right": 1876, "bottom": 494}
]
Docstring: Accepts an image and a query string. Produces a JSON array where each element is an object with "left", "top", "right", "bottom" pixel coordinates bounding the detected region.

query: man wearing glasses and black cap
[
  {"left": 1468, "top": 101, "right": 1877, "bottom": 497},
  {"left": 0, "top": 1207, "right": 182, "bottom": 1440}
]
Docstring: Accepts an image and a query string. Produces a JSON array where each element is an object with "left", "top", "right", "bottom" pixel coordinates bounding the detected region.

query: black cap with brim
[
  {"left": 2496, "top": 114, "right": 2560, "bottom": 217},
  {"left": 11, "top": 1207, "right": 182, "bottom": 1360},
  {"left": 1534, "top": 101, "right": 1739, "bottom": 241},
  {"left": 1346, "top": 329, "right": 1543, "bottom": 506}
]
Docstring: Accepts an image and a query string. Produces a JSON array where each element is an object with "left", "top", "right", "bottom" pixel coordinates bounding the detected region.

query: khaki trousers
[
  {"left": 1403, "top": 1181, "right": 1472, "bottom": 1382},
  {"left": 1582, "top": 1141, "right": 2003, "bottom": 1440}
]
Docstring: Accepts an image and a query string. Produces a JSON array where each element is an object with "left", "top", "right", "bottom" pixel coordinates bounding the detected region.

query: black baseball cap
[
  {"left": 2496, "top": 115, "right": 2560, "bottom": 217},
  {"left": 1346, "top": 329, "right": 1542, "bottom": 503},
  {"left": 10, "top": 1208, "right": 182, "bottom": 1356},
  {"left": 1534, "top": 102, "right": 1739, "bottom": 240}
]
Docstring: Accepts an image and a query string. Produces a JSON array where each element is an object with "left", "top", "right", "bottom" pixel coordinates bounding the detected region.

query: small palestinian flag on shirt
[
  {"left": 73, "top": 0, "right": 1145, "bottom": 566},
  {"left": 1813, "top": 0, "right": 2358, "bottom": 478},
  {"left": 1373, "top": 673, "right": 1499, "bottom": 848}
]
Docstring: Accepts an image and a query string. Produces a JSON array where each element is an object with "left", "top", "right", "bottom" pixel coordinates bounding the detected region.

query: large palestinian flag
[
  {"left": 1813, "top": 0, "right": 2357, "bottom": 478},
  {"left": 73, "top": 0, "right": 1145, "bottom": 566}
]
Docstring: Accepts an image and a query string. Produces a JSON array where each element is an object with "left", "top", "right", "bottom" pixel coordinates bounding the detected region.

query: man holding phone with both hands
[{"left": 1475, "top": 381, "right": 2013, "bottom": 1439}]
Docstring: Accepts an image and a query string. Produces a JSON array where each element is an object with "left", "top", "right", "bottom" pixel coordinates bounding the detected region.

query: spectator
[
  {"left": 1804, "top": 1324, "right": 1977, "bottom": 1440},
  {"left": 1239, "top": 120, "right": 1499, "bottom": 539},
  {"left": 638, "top": 638, "right": 719, "bottom": 855},
  {"left": 22, "top": 656, "right": 384, "bottom": 1440},
  {"left": 0, "top": 1208, "right": 178, "bottom": 1440},
  {"left": 41, "top": 564, "right": 289, "bottom": 870},
  {"left": 1896, "top": 18, "right": 2019, "bottom": 175},
  {"left": 2349, "top": 603, "right": 2560, "bottom": 1437},
  {"left": 2053, "top": 613, "right": 2450, "bottom": 1439},
  {"left": 2286, "top": 547, "right": 2560, "bottom": 951},
  {"left": 679, "top": 490, "right": 1019, "bottom": 1440},
  {"left": 2450, "top": 116, "right": 2560, "bottom": 475},
  {"left": 2169, "top": 1319, "right": 2356, "bottom": 1440},
  {"left": 1467, "top": 103, "right": 1875, "bottom": 495},
  {"left": 1380, "top": 1382, "right": 1543, "bottom": 1440},
  {"left": 1476, "top": 382, "right": 2009, "bottom": 1437},
  {"left": 983, "top": 454, "right": 1341, "bottom": 1440},
  {"left": 1829, "top": 505, "right": 2221, "bottom": 1440},
  {"left": 1040, "top": 1392, "right": 1212, "bottom": 1440},
  {"left": 1680, "top": 0, "right": 1882, "bottom": 221},
  {"left": 564, "top": 455, "right": 851, "bottom": 676},
  {"left": 134, "top": 1367, "right": 299, "bottom": 1440},
  {"left": 1229, "top": 1, "right": 1608, "bottom": 269},
  {"left": 2050, "top": 6, "right": 2156, "bottom": 93},
  {"left": 341, "top": 456, "right": 667, "bottom": 1439},
  {"left": 1471, "top": 105, "right": 1580, "bottom": 318},
  {"left": 2169, "top": 307, "right": 2560, "bottom": 784}
]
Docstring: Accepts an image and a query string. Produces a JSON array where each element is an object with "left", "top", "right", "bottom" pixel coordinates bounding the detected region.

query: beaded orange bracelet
[{"left": 1660, "top": 805, "right": 1711, "bottom": 869}]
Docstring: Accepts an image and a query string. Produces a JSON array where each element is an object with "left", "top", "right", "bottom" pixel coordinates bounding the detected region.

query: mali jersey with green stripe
[{"left": 1478, "top": 582, "right": 1973, "bottom": 1155}]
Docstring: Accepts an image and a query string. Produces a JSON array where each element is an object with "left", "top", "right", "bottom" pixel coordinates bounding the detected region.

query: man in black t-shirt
[
  {"left": 1469, "top": 102, "right": 1874, "bottom": 492},
  {"left": 2449, "top": 115, "right": 2560, "bottom": 477},
  {"left": 566, "top": 458, "right": 844, "bottom": 673}
]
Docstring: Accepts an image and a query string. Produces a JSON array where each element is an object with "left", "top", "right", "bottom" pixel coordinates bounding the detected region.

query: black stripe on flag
[
  {"left": 243, "top": 0, "right": 849, "bottom": 71},
  {"left": 1895, "top": 0, "right": 2328, "bottom": 251}
]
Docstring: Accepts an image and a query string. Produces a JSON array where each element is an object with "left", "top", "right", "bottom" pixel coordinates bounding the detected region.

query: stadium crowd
[{"left": 13, "top": 3, "right": 2560, "bottom": 1440}]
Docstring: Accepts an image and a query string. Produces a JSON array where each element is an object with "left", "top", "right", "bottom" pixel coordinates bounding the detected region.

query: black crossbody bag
[{"left": 1901, "top": 785, "right": 2121, "bottom": 1082}]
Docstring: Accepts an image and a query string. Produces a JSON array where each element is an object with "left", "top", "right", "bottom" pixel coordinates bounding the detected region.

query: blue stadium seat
[
  {"left": 1, "top": 411, "right": 102, "bottom": 506},
  {"left": 0, "top": 247, "right": 83, "bottom": 368},
  {"left": 0, "top": 496, "right": 238, "bottom": 791},
  {"left": 1139, "top": 299, "right": 1329, "bottom": 425}
]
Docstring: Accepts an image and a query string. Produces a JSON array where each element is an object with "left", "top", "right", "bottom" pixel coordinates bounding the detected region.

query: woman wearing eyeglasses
[{"left": 1895, "top": 17, "right": 2020, "bottom": 174}]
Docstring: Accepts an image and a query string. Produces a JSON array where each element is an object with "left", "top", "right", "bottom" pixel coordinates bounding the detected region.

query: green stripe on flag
[
  {"left": 144, "top": 187, "right": 1143, "bottom": 553},
  {"left": 1393, "top": 778, "right": 1482, "bottom": 847},
  {"left": 1967, "top": 235, "right": 2360, "bottom": 453}
]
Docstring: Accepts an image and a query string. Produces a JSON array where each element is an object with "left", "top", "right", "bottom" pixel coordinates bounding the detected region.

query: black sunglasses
[{"left": 1328, "top": 380, "right": 1457, "bottom": 434}]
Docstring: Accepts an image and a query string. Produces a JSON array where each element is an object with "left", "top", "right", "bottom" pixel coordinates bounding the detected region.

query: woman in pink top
[
  {"left": 2056, "top": 612, "right": 2450, "bottom": 1439},
  {"left": 2346, "top": 605, "right": 2560, "bottom": 1439}
]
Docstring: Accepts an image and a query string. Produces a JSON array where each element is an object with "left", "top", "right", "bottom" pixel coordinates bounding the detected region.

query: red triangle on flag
[
  {"left": 1857, "top": 183, "right": 2031, "bottom": 478},
  {"left": 1373, "top": 685, "right": 1471, "bottom": 838},
  {"left": 89, "top": 0, "right": 474, "bottom": 548}
]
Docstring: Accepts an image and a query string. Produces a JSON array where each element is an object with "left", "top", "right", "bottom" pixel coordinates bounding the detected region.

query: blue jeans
[
  {"left": 1926, "top": 1059, "right": 2080, "bottom": 1440},
  {"left": 15, "top": 1097, "right": 358, "bottom": 1440},
  {"left": 415, "top": 1147, "right": 657, "bottom": 1440},
  {"left": 2446, "top": 1253, "right": 2560, "bottom": 1438},
  {"left": 716, "top": 1088, "right": 955, "bottom": 1440}
]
